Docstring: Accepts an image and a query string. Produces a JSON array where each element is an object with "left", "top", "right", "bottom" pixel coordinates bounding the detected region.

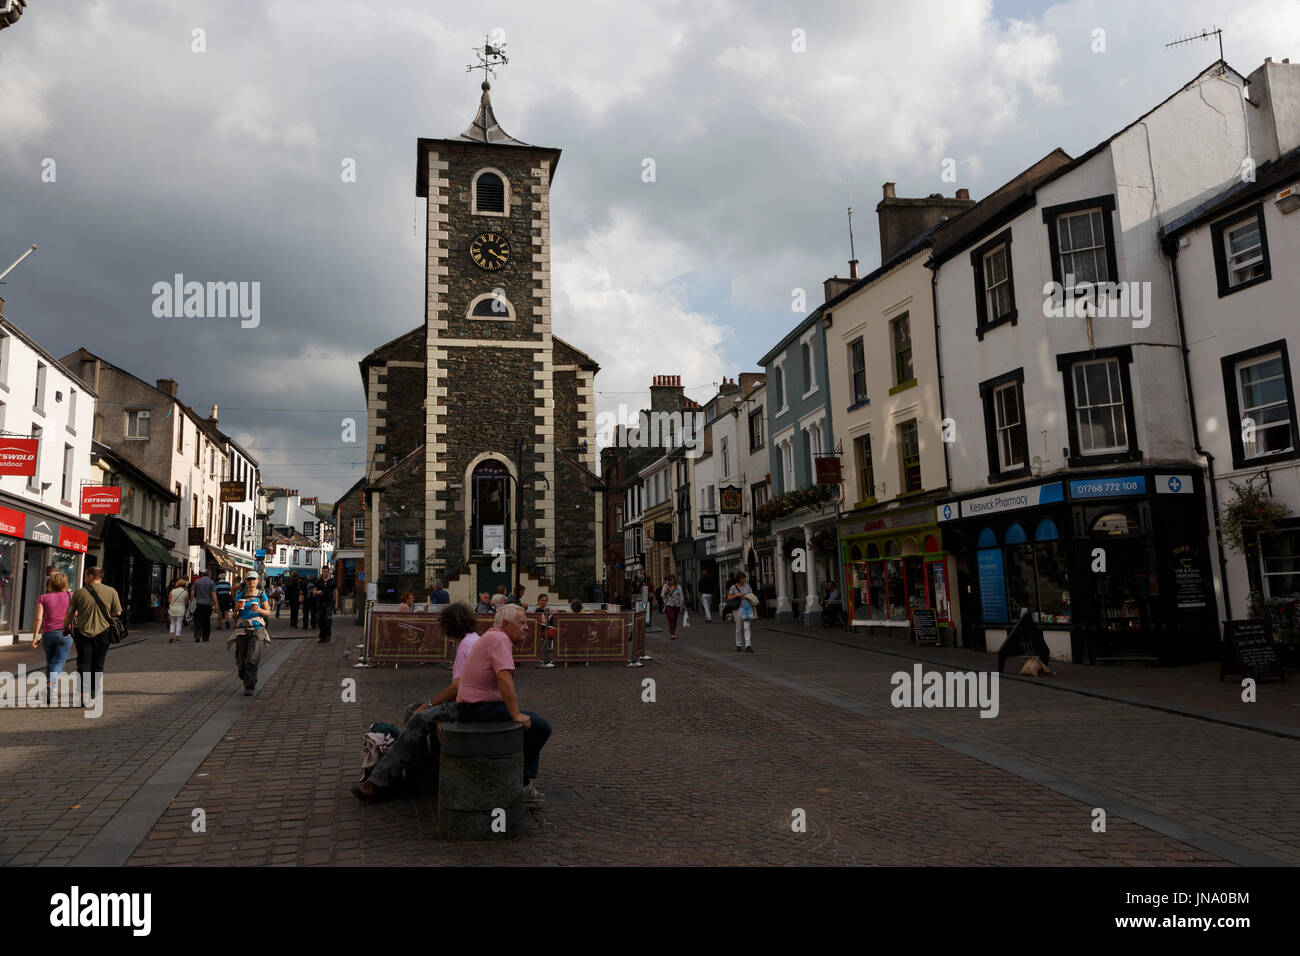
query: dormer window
[{"left": 472, "top": 169, "right": 508, "bottom": 216}]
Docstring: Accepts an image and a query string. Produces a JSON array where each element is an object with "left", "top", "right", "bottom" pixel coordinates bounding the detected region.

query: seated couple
[{"left": 351, "top": 601, "right": 552, "bottom": 804}]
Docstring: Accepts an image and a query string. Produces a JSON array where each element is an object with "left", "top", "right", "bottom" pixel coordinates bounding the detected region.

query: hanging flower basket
[
  {"left": 1220, "top": 481, "right": 1291, "bottom": 556},
  {"left": 756, "top": 483, "right": 838, "bottom": 523}
]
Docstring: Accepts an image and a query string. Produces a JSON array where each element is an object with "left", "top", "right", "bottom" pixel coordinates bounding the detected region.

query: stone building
[{"left": 361, "top": 80, "right": 602, "bottom": 604}]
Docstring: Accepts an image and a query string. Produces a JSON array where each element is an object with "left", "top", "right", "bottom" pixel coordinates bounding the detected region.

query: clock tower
[{"left": 403, "top": 76, "right": 600, "bottom": 602}]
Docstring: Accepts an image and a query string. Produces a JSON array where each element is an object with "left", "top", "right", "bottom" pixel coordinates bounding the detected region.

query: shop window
[
  {"left": 1035, "top": 518, "right": 1060, "bottom": 541},
  {"left": 923, "top": 535, "right": 940, "bottom": 553},
  {"left": 1007, "top": 540, "right": 1036, "bottom": 618},
  {"left": 883, "top": 539, "right": 906, "bottom": 621},
  {"left": 977, "top": 527, "right": 998, "bottom": 549},
  {"left": 904, "top": 555, "right": 926, "bottom": 612},
  {"left": 866, "top": 560, "right": 885, "bottom": 621},
  {"left": 976, "top": 533, "right": 1009, "bottom": 623},
  {"left": 1261, "top": 529, "right": 1300, "bottom": 598},
  {"left": 1005, "top": 523, "right": 1027, "bottom": 544},
  {"left": 1034, "top": 540, "right": 1072, "bottom": 623},
  {"left": 1092, "top": 511, "right": 1138, "bottom": 536},
  {"left": 849, "top": 544, "right": 862, "bottom": 561}
]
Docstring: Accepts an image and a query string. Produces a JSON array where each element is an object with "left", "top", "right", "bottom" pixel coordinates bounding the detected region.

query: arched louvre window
[{"left": 475, "top": 172, "right": 505, "bottom": 213}]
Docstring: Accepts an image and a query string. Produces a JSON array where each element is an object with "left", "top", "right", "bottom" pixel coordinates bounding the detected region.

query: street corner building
[{"left": 359, "top": 80, "right": 603, "bottom": 605}]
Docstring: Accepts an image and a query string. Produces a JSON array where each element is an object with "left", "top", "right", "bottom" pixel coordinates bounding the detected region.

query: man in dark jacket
[
  {"left": 285, "top": 572, "right": 300, "bottom": 629},
  {"left": 698, "top": 570, "right": 714, "bottom": 621},
  {"left": 301, "top": 574, "right": 316, "bottom": 629}
]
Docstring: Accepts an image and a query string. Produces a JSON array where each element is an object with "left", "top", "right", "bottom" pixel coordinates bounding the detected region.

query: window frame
[
  {"left": 1221, "top": 339, "right": 1298, "bottom": 468},
  {"left": 67, "top": 388, "right": 77, "bottom": 435},
  {"left": 34, "top": 362, "right": 47, "bottom": 415},
  {"left": 897, "top": 419, "right": 922, "bottom": 494},
  {"left": 890, "top": 314, "right": 914, "bottom": 389},
  {"left": 353, "top": 516, "right": 365, "bottom": 545},
  {"left": 800, "top": 330, "right": 818, "bottom": 398},
  {"left": 0, "top": 331, "right": 10, "bottom": 392},
  {"left": 467, "top": 290, "right": 515, "bottom": 322},
  {"left": 749, "top": 407, "right": 765, "bottom": 452},
  {"left": 125, "top": 407, "right": 151, "bottom": 440},
  {"left": 470, "top": 167, "right": 510, "bottom": 217},
  {"left": 27, "top": 424, "right": 42, "bottom": 492},
  {"left": 854, "top": 432, "right": 875, "bottom": 505},
  {"left": 1042, "top": 195, "right": 1119, "bottom": 296},
  {"left": 1057, "top": 345, "right": 1142, "bottom": 466},
  {"left": 1211, "top": 203, "right": 1271, "bottom": 297},
  {"left": 970, "top": 228, "right": 1018, "bottom": 339},
  {"left": 979, "top": 368, "right": 1031, "bottom": 482},
  {"left": 848, "top": 337, "right": 868, "bottom": 406},
  {"left": 61, "top": 443, "right": 74, "bottom": 505},
  {"left": 772, "top": 357, "right": 788, "bottom": 416}
]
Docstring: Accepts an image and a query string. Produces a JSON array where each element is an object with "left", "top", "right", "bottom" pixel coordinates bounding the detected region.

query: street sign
[
  {"left": 80, "top": 486, "right": 122, "bottom": 514},
  {"left": 0, "top": 438, "right": 38, "bottom": 477}
]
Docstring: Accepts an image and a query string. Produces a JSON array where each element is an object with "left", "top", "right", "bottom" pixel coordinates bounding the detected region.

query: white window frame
[
  {"left": 466, "top": 290, "right": 515, "bottom": 322},
  {"left": 61, "top": 443, "right": 74, "bottom": 504},
  {"left": 1224, "top": 218, "right": 1265, "bottom": 288},
  {"left": 773, "top": 356, "right": 789, "bottom": 417},
  {"left": 774, "top": 425, "right": 796, "bottom": 494},
  {"left": 992, "top": 380, "right": 1025, "bottom": 470},
  {"left": 982, "top": 244, "right": 1012, "bottom": 321},
  {"left": 67, "top": 388, "right": 77, "bottom": 435},
  {"left": 800, "top": 330, "right": 818, "bottom": 399},
  {"left": 1056, "top": 208, "right": 1109, "bottom": 291},
  {"left": 1071, "top": 357, "right": 1129, "bottom": 455},
  {"left": 34, "top": 362, "right": 46, "bottom": 415},
  {"left": 353, "top": 516, "right": 365, "bottom": 545},
  {"left": 720, "top": 437, "right": 729, "bottom": 479},
  {"left": 28, "top": 424, "right": 42, "bottom": 492},
  {"left": 1237, "top": 352, "right": 1294, "bottom": 458},
  {"left": 470, "top": 167, "right": 510, "bottom": 217},
  {"left": 0, "top": 331, "right": 10, "bottom": 391},
  {"left": 126, "top": 408, "right": 150, "bottom": 440},
  {"left": 848, "top": 338, "right": 867, "bottom": 405}
]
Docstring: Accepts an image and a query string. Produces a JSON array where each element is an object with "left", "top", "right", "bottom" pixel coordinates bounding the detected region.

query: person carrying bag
[
  {"left": 66, "top": 566, "right": 124, "bottom": 708},
  {"left": 228, "top": 572, "right": 272, "bottom": 696}
]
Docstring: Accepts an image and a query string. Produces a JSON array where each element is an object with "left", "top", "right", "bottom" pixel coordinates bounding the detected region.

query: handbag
[
  {"left": 84, "top": 584, "right": 127, "bottom": 644},
  {"left": 724, "top": 592, "right": 743, "bottom": 612}
]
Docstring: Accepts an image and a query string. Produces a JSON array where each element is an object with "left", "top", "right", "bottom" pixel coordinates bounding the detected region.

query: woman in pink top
[{"left": 34, "top": 571, "right": 74, "bottom": 687}]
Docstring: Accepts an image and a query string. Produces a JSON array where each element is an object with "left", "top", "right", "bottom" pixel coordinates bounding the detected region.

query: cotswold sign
[
  {"left": 0, "top": 438, "right": 38, "bottom": 477},
  {"left": 81, "top": 487, "right": 123, "bottom": 514}
]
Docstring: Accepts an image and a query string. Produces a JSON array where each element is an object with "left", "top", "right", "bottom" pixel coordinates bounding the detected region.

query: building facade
[{"left": 0, "top": 311, "right": 96, "bottom": 642}]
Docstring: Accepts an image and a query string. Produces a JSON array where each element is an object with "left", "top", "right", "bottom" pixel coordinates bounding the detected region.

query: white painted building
[
  {"left": 0, "top": 307, "right": 96, "bottom": 643},
  {"left": 931, "top": 60, "right": 1261, "bottom": 665},
  {"left": 1161, "top": 59, "right": 1300, "bottom": 627}
]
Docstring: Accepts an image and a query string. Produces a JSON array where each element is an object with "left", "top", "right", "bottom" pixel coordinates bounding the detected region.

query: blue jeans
[
  {"left": 457, "top": 701, "right": 552, "bottom": 783},
  {"left": 42, "top": 630, "right": 73, "bottom": 681}
]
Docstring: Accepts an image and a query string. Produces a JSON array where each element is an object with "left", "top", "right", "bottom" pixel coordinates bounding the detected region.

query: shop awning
[
  {"left": 205, "top": 548, "right": 239, "bottom": 574},
  {"left": 116, "top": 522, "right": 180, "bottom": 566}
]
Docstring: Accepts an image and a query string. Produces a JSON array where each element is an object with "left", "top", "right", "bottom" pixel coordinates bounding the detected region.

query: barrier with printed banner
[{"left": 364, "top": 609, "right": 644, "bottom": 665}]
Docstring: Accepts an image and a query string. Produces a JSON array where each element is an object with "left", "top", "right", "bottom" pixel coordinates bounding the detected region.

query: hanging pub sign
[
  {"left": 223, "top": 532, "right": 237, "bottom": 545},
  {"left": 219, "top": 481, "right": 246, "bottom": 503},
  {"left": 815, "top": 456, "right": 842, "bottom": 485},
  {"left": 653, "top": 522, "right": 673, "bottom": 543},
  {"left": 187, "top": 526, "right": 205, "bottom": 546},
  {"left": 80, "top": 486, "right": 123, "bottom": 514},
  {"left": 0, "top": 438, "right": 39, "bottom": 477},
  {"left": 719, "top": 485, "right": 744, "bottom": 515}
]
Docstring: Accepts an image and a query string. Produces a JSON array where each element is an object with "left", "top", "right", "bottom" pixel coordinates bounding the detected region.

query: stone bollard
[{"left": 436, "top": 722, "right": 524, "bottom": 840}]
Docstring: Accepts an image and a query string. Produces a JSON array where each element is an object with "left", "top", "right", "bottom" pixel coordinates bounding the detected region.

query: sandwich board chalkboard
[
  {"left": 1220, "top": 619, "right": 1286, "bottom": 682},
  {"left": 910, "top": 607, "right": 941, "bottom": 646}
]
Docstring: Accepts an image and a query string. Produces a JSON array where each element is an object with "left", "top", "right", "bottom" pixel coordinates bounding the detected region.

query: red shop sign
[
  {"left": 80, "top": 486, "right": 123, "bottom": 514},
  {"left": 0, "top": 438, "right": 39, "bottom": 477},
  {"left": 59, "top": 526, "right": 89, "bottom": 553},
  {"left": 0, "top": 505, "right": 25, "bottom": 538}
]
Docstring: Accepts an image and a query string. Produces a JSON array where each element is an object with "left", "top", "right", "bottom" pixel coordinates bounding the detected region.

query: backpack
[{"left": 359, "top": 721, "right": 403, "bottom": 780}]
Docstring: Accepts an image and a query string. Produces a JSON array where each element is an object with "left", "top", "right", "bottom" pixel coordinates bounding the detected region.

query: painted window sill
[
  {"left": 888, "top": 379, "right": 918, "bottom": 396},
  {"left": 846, "top": 398, "right": 870, "bottom": 412},
  {"left": 896, "top": 489, "right": 927, "bottom": 499}
]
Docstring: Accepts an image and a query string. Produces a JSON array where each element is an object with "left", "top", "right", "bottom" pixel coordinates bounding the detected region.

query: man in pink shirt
[
  {"left": 353, "top": 602, "right": 481, "bottom": 802},
  {"left": 457, "top": 603, "right": 553, "bottom": 804}
]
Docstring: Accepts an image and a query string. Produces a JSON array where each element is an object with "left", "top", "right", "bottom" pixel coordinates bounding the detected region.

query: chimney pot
[
  {"left": 956, "top": 188, "right": 970, "bottom": 200},
  {"left": 882, "top": 182, "right": 896, "bottom": 200},
  {"left": 849, "top": 259, "right": 859, "bottom": 279},
  {"left": 210, "top": 404, "right": 219, "bottom": 420}
]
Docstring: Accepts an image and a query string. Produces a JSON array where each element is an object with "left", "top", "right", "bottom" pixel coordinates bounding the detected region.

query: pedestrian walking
[
  {"left": 66, "top": 566, "right": 123, "bottom": 706},
  {"left": 271, "top": 581, "right": 285, "bottom": 618},
  {"left": 728, "top": 571, "right": 757, "bottom": 653},
  {"left": 189, "top": 568, "right": 216, "bottom": 643},
  {"left": 536, "top": 593, "right": 557, "bottom": 667},
  {"left": 301, "top": 576, "right": 316, "bottom": 629},
  {"left": 698, "top": 569, "right": 714, "bottom": 621},
  {"left": 229, "top": 572, "right": 271, "bottom": 696},
  {"left": 285, "top": 572, "right": 300, "bottom": 629},
  {"left": 317, "top": 569, "right": 337, "bottom": 643},
  {"left": 33, "top": 571, "right": 73, "bottom": 699},
  {"left": 166, "top": 578, "right": 189, "bottom": 642},
  {"left": 661, "top": 576, "right": 684, "bottom": 639},
  {"left": 214, "top": 571, "right": 233, "bottom": 629}
]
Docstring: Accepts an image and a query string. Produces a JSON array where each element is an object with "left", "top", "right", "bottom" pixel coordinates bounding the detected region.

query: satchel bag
[
  {"left": 84, "top": 584, "right": 127, "bottom": 644},
  {"left": 723, "top": 593, "right": 743, "bottom": 612}
]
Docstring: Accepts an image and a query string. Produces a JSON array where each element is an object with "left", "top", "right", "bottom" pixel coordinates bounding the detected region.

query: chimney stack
[
  {"left": 876, "top": 183, "right": 976, "bottom": 262},
  {"left": 956, "top": 188, "right": 970, "bottom": 200},
  {"left": 157, "top": 378, "right": 178, "bottom": 398},
  {"left": 209, "top": 404, "right": 219, "bottom": 422}
]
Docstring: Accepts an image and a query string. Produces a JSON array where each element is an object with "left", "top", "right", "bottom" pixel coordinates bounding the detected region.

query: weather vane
[{"left": 466, "top": 34, "right": 509, "bottom": 83}]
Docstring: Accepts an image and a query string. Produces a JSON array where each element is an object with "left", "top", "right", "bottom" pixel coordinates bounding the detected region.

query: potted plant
[{"left": 1220, "top": 480, "right": 1291, "bottom": 557}]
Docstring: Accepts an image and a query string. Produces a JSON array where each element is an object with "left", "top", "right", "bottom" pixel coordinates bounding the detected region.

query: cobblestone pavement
[{"left": 4, "top": 616, "right": 1295, "bottom": 866}]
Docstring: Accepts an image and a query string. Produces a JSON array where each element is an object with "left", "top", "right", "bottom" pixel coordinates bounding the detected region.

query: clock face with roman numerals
[{"left": 470, "top": 231, "right": 511, "bottom": 271}]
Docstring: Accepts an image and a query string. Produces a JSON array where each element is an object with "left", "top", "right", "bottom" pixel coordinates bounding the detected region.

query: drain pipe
[{"left": 1165, "top": 238, "right": 1233, "bottom": 618}]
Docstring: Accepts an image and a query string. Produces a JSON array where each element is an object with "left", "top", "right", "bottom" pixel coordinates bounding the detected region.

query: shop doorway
[
  {"left": 19, "top": 547, "right": 45, "bottom": 633},
  {"left": 1088, "top": 511, "right": 1156, "bottom": 660}
]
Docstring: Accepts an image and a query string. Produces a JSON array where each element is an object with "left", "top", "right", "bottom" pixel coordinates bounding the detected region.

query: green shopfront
[
  {"left": 938, "top": 470, "right": 1218, "bottom": 664},
  {"left": 839, "top": 503, "right": 959, "bottom": 643}
]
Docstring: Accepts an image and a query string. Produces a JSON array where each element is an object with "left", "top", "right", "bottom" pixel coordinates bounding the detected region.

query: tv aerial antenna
[{"left": 1165, "top": 27, "right": 1224, "bottom": 68}]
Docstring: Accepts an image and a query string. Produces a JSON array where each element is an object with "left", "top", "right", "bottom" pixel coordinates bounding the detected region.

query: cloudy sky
[{"left": 1, "top": 0, "right": 1297, "bottom": 501}]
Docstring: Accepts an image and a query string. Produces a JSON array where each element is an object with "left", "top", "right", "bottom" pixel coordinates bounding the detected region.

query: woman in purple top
[{"left": 33, "top": 571, "right": 74, "bottom": 688}]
